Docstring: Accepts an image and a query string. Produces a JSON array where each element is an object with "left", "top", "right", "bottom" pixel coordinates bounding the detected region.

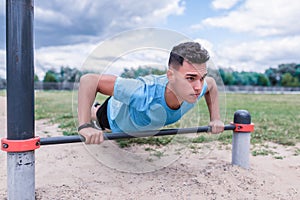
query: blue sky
[{"left": 1, "top": 0, "right": 300, "bottom": 78}]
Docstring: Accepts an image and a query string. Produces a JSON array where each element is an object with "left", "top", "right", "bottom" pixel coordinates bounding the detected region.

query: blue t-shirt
[{"left": 107, "top": 74, "right": 207, "bottom": 133}]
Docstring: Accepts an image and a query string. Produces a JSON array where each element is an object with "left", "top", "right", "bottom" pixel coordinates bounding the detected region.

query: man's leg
[
  {"left": 91, "top": 103, "right": 101, "bottom": 121},
  {"left": 92, "top": 97, "right": 111, "bottom": 130}
]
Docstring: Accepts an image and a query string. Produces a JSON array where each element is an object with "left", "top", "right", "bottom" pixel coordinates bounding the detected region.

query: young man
[{"left": 78, "top": 42, "right": 224, "bottom": 144}]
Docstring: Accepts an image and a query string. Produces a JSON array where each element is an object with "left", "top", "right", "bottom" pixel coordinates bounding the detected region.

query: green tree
[
  {"left": 242, "top": 72, "right": 258, "bottom": 85},
  {"left": 34, "top": 74, "right": 39, "bottom": 82},
  {"left": 295, "top": 66, "right": 300, "bottom": 80},
  {"left": 281, "top": 73, "right": 300, "bottom": 87},
  {"left": 265, "top": 68, "right": 280, "bottom": 86},
  {"left": 43, "top": 71, "right": 58, "bottom": 82},
  {"left": 43, "top": 67, "right": 84, "bottom": 83},
  {"left": 224, "top": 73, "right": 234, "bottom": 85},
  {"left": 232, "top": 72, "right": 244, "bottom": 85},
  {"left": 257, "top": 74, "right": 270, "bottom": 86},
  {"left": 0, "top": 77, "right": 6, "bottom": 88},
  {"left": 59, "top": 66, "right": 83, "bottom": 82},
  {"left": 278, "top": 63, "right": 297, "bottom": 76},
  {"left": 219, "top": 68, "right": 225, "bottom": 82},
  {"left": 218, "top": 68, "right": 235, "bottom": 85}
]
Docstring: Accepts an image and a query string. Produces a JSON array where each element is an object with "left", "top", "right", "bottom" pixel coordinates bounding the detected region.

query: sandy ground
[{"left": 0, "top": 96, "right": 299, "bottom": 200}]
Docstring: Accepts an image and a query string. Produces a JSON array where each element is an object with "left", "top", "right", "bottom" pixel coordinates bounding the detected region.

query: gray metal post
[
  {"left": 6, "top": 0, "right": 35, "bottom": 199},
  {"left": 231, "top": 110, "right": 252, "bottom": 169}
]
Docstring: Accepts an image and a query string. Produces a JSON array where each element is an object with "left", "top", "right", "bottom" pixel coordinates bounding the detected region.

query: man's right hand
[{"left": 79, "top": 127, "right": 104, "bottom": 144}]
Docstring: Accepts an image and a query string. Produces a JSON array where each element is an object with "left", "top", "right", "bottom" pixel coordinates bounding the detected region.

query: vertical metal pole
[
  {"left": 6, "top": 0, "right": 35, "bottom": 199},
  {"left": 232, "top": 110, "right": 251, "bottom": 169}
]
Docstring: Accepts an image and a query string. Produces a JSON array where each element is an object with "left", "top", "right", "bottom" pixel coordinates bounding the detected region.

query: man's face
[{"left": 168, "top": 60, "right": 207, "bottom": 103}]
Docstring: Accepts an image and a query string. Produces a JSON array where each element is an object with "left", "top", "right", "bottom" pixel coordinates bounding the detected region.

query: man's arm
[
  {"left": 204, "top": 77, "right": 224, "bottom": 134},
  {"left": 78, "top": 74, "right": 117, "bottom": 144}
]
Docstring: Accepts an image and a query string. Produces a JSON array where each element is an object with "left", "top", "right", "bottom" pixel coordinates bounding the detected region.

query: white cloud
[
  {"left": 35, "top": 7, "right": 72, "bottom": 27},
  {"left": 190, "top": 0, "right": 300, "bottom": 72},
  {"left": 0, "top": 1, "right": 4, "bottom": 16},
  {"left": 35, "top": 28, "right": 190, "bottom": 78},
  {"left": 198, "top": 0, "right": 300, "bottom": 37},
  {"left": 103, "top": 49, "right": 169, "bottom": 75},
  {"left": 104, "top": 0, "right": 185, "bottom": 32},
  {"left": 212, "top": 0, "right": 241, "bottom": 10},
  {"left": 152, "top": 0, "right": 185, "bottom": 18},
  {"left": 194, "top": 38, "right": 215, "bottom": 58},
  {"left": 1, "top": 0, "right": 187, "bottom": 77},
  {"left": 82, "top": 28, "right": 190, "bottom": 75},
  {"left": 35, "top": 43, "right": 97, "bottom": 78},
  {"left": 34, "top": 0, "right": 186, "bottom": 47},
  {"left": 214, "top": 36, "right": 300, "bottom": 72}
]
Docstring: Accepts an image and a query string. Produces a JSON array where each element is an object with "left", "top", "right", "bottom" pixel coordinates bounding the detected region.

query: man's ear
[{"left": 167, "top": 69, "right": 174, "bottom": 81}]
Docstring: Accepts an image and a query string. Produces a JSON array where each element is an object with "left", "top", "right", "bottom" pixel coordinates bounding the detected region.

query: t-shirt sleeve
[
  {"left": 113, "top": 77, "right": 142, "bottom": 105},
  {"left": 113, "top": 77, "right": 154, "bottom": 111}
]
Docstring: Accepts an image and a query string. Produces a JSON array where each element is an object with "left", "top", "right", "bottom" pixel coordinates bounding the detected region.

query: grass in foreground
[
  {"left": 33, "top": 91, "right": 300, "bottom": 149},
  {"left": 35, "top": 90, "right": 107, "bottom": 136},
  {"left": 224, "top": 94, "right": 300, "bottom": 146}
]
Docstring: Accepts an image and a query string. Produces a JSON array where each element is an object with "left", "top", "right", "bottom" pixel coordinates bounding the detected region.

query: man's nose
[{"left": 193, "top": 80, "right": 202, "bottom": 91}]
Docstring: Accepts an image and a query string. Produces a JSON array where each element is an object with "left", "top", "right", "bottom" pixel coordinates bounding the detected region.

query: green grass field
[{"left": 1, "top": 90, "right": 300, "bottom": 147}]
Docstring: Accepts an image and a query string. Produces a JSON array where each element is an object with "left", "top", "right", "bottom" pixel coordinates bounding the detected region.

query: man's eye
[{"left": 186, "top": 77, "right": 194, "bottom": 81}]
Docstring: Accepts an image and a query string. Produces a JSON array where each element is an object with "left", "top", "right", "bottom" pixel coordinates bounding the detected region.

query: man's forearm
[
  {"left": 205, "top": 93, "right": 221, "bottom": 121},
  {"left": 78, "top": 74, "right": 99, "bottom": 125},
  {"left": 205, "top": 77, "right": 221, "bottom": 121}
]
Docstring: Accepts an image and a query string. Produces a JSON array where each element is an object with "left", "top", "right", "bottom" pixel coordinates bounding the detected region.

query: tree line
[
  {"left": 219, "top": 63, "right": 300, "bottom": 87},
  {"left": 120, "top": 63, "right": 300, "bottom": 87},
  {"left": 37, "top": 66, "right": 84, "bottom": 83},
  {"left": 1, "top": 63, "right": 300, "bottom": 87}
]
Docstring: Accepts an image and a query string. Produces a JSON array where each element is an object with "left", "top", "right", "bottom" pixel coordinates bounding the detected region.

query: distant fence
[
  {"left": 34, "top": 82, "right": 78, "bottom": 90},
  {"left": 225, "top": 86, "right": 300, "bottom": 94},
  {"left": 0, "top": 82, "right": 300, "bottom": 93},
  {"left": 0, "top": 82, "right": 77, "bottom": 90}
]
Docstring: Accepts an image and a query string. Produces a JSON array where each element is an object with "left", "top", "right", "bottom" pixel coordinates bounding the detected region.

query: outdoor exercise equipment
[
  {"left": 1, "top": 0, "right": 254, "bottom": 199},
  {"left": 37, "top": 123, "right": 244, "bottom": 145}
]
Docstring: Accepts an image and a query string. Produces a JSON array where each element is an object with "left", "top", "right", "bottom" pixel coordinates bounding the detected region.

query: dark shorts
[{"left": 96, "top": 97, "right": 111, "bottom": 130}]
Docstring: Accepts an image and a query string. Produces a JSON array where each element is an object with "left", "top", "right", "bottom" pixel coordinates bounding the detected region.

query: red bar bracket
[
  {"left": 232, "top": 123, "right": 255, "bottom": 133},
  {"left": 1, "top": 137, "right": 40, "bottom": 152}
]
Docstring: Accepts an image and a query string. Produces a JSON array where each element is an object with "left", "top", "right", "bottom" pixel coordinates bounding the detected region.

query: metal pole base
[
  {"left": 7, "top": 151, "right": 35, "bottom": 200},
  {"left": 232, "top": 132, "right": 251, "bottom": 169}
]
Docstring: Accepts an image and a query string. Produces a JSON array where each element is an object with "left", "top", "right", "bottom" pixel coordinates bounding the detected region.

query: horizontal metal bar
[
  {"left": 39, "top": 124, "right": 236, "bottom": 146},
  {"left": 39, "top": 135, "right": 83, "bottom": 145}
]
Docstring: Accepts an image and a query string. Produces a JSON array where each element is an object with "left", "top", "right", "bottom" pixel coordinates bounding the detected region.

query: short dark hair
[{"left": 168, "top": 42, "right": 210, "bottom": 68}]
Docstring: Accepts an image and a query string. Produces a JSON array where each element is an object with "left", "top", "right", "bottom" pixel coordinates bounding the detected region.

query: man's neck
[{"left": 165, "top": 84, "right": 182, "bottom": 110}]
